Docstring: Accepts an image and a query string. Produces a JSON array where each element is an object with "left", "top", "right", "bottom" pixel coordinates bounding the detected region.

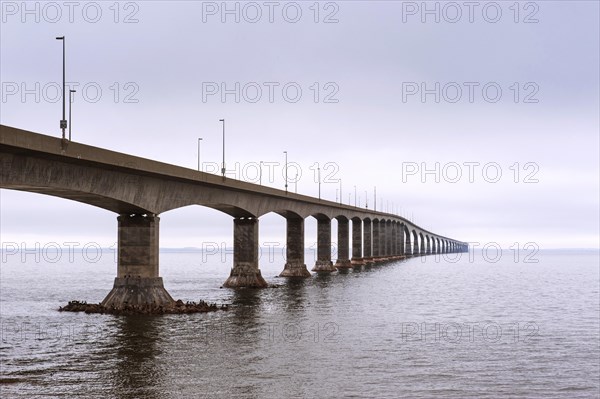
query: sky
[{"left": 1, "top": 0, "right": 599, "bottom": 250}]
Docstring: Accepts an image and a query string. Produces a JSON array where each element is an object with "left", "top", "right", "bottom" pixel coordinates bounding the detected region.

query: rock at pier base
[{"left": 59, "top": 299, "right": 228, "bottom": 315}]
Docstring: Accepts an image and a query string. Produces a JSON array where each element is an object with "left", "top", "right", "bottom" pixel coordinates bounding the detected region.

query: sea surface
[{"left": 1, "top": 248, "right": 599, "bottom": 398}]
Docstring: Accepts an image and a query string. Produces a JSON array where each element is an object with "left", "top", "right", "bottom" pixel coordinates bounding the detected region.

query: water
[{"left": 1, "top": 249, "right": 599, "bottom": 398}]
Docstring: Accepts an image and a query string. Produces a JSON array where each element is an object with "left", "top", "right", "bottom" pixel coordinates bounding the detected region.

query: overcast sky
[{"left": 1, "top": 1, "right": 598, "bottom": 249}]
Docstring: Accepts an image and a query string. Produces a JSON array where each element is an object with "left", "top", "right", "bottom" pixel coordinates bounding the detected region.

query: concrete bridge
[{"left": 0, "top": 125, "right": 468, "bottom": 309}]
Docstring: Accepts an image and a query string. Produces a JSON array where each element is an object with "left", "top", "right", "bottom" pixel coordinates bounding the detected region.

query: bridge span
[{"left": 0, "top": 125, "right": 468, "bottom": 309}]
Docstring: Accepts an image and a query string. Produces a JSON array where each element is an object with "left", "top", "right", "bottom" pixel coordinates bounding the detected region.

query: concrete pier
[
  {"left": 335, "top": 217, "right": 352, "bottom": 268},
  {"left": 223, "top": 217, "right": 268, "bottom": 288},
  {"left": 351, "top": 218, "right": 364, "bottom": 266},
  {"left": 391, "top": 222, "right": 398, "bottom": 258},
  {"left": 101, "top": 214, "right": 175, "bottom": 309},
  {"left": 405, "top": 226, "right": 412, "bottom": 256},
  {"left": 386, "top": 221, "right": 393, "bottom": 259},
  {"left": 280, "top": 217, "right": 311, "bottom": 277},
  {"left": 420, "top": 233, "right": 427, "bottom": 255},
  {"left": 413, "top": 231, "right": 419, "bottom": 256},
  {"left": 313, "top": 218, "right": 336, "bottom": 272},
  {"left": 378, "top": 220, "right": 387, "bottom": 261},
  {"left": 372, "top": 220, "right": 380, "bottom": 262},
  {"left": 398, "top": 224, "right": 405, "bottom": 256},
  {"left": 363, "top": 219, "right": 373, "bottom": 264}
]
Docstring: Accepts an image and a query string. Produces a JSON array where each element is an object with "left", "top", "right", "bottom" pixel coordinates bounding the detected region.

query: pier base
[
  {"left": 223, "top": 262, "right": 268, "bottom": 288},
  {"left": 101, "top": 277, "right": 174, "bottom": 308},
  {"left": 280, "top": 262, "right": 311, "bottom": 277},
  {"left": 313, "top": 260, "right": 336, "bottom": 272}
]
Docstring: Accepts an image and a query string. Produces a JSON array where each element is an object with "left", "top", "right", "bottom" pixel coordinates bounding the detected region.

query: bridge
[{"left": 0, "top": 124, "right": 468, "bottom": 309}]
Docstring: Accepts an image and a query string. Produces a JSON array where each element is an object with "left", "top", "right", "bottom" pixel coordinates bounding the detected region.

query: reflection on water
[{"left": 110, "top": 316, "right": 167, "bottom": 399}]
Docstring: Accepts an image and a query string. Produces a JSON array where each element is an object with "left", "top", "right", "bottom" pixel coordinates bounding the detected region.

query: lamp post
[
  {"left": 339, "top": 179, "right": 342, "bottom": 205},
  {"left": 374, "top": 186, "right": 377, "bottom": 211},
  {"left": 317, "top": 165, "right": 321, "bottom": 199},
  {"left": 197, "top": 138, "right": 202, "bottom": 171},
  {"left": 354, "top": 185, "right": 357, "bottom": 207},
  {"left": 259, "top": 161, "right": 263, "bottom": 185},
  {"left": 56, "top": 36, "right": 66, "bottom": 139},
  {"left": 68, "top": 89, "right": 75, "bottom": 141},
  {"left": 284, "top": 151, "right": 288, "bottom": 193},
  {"left": 365, "top": 190, "right": 368, "bottom": 209},
  {"left": 219, "top": 119, "right": 225, "bottom": 178}
]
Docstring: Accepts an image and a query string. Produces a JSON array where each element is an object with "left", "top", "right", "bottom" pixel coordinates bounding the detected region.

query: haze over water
[{"left": 1, "top": 248, "right": 598, "bottom": 398}]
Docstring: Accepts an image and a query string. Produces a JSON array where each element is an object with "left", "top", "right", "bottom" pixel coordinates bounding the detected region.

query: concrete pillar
[
  {"left": 223, "top": 217, "right": 268, "bottom": 288},
  {"left": 372, "top": 220, "right": 380, "bottom": 259},
  {"left": 351, "top": 219, "right": 364, "bottom": 266},
  {"left": 391, "top": 222, "right": 398, "bottom": 257},
  {"left": 363, "top": 219, "right": 372, "bottom": 264},
  {"left": 405, "top": 227, "right": 411, "bottom": 256},
  {"left": 280, "top": 217, "right": 310, "bottom": 277},
  {"left": 379, "top": 221, "right": 386, "bottom": 260},
  {"left": 420, "top": 234, "right": 427, "bottom": 255},
  {"left": 413, "top": 231, "right": 419, "bottom": 255},
  {"left": 101, "top": 214, "right": 175, "bottom": 309},
  {"left": 335, "top": 218, "right": 352, "bottom": 268},
  {"left": 388, "top": 222, "right": 394, "bottom": 257},
  {"left": 313, "top": 218, "right": 336, "bottom": 272},
  {"left": 426, "top": 236, "right": 432, "bottom": 254},
  {"left": 399, "top": 224, "right": 405, "bottom": 256}
]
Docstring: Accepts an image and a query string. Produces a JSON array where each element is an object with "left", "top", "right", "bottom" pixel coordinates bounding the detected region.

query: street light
[
  {"left": 365, "top": 190, "right": 368, "bottom": 209},
  {"left": 56, "top": 36, "right": 66, "bottom": 139},
  {"left": 259, "top": 161, "right": 263, "bottom": 185},
  {"left": 354, "top": 185, "right": 357, "bottom": 207},
  {"left": 317, "top": 165, "right": 321, "bottom": 199},
  {"left": 339, "top": 179, "right": 342, "bottom": 205},
  {"left": 374, "top": 186, "right": 377, "bottom": 211},
  {"left": 68, "top": 89, "right": 75, "bottom": 141},
  {"left": 219, "top": 119, "right": 225, "bottom": 178},
  {"left": 284, "top": 151, "right": 288, "bottom": 193},
  {"left": 197, "top": 138, "right": 202, "bottom": 171}
]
